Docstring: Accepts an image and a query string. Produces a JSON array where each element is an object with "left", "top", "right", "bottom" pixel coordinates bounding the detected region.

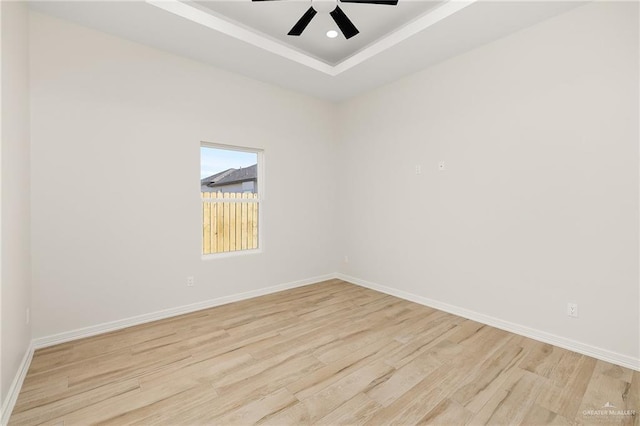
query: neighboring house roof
[
  {"left": 201, "top": 168, "right": 234, "bottom": 186},
  {"left": 201, "top": 164, "right": 257, "bottom": 188}
]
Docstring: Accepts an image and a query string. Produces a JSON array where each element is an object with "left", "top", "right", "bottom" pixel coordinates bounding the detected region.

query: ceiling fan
[{"left": 252, "top": 0, "right": 399, "bottom": 40}]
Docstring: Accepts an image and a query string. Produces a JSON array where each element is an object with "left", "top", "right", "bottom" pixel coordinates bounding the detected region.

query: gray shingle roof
[
  {"left": 201, "top": 164, "right": 257, "bottom": 188},
  {"left": 201, "top": 168, "right": 234, "bottom": 186}
]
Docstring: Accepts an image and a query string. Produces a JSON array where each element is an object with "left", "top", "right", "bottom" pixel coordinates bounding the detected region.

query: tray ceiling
[{"left": 28, "top": 1, "right": 585, "bottom": 101}]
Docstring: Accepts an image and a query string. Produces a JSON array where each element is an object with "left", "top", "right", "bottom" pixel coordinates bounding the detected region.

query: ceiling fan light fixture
[{"left": 326, "top": 30, "right": 338, "bottom": 38}]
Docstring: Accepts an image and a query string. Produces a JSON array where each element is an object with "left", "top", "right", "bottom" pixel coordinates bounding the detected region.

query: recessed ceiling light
[{"left": 326, "top": 30, "right": 338, "bottom": 39}]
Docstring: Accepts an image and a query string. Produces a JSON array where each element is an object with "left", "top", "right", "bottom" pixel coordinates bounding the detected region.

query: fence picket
[
  {"left": 216, "top": 192, "right": 224, "bottom": 251},
  {"left": 247, "top": 194, "right": 253, "bottom": 249},
  {"left": 235, "top": 193, "right": 242, "bottom": 248},
  {"left": 211, "top": 193, "right": 217, "bottom": 254},
  {"left": 252, "top": 196, "right": 258, "bottom": 249},
  {"left": 229, "top": 192, "right": 236, "bottom": 251},
  {"left": 202, "top": 192, "right": 211, "bottom": 254},
  {"left": 241, "top": 193, "right": 248, "bottom": 250},
  {"left": 223, "top": 193, "right": 230, "bottom": 252}
]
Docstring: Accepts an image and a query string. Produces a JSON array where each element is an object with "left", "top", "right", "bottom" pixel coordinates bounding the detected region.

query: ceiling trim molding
[{"left": 146, "top": 0, "right": 477, "bottom": 77}]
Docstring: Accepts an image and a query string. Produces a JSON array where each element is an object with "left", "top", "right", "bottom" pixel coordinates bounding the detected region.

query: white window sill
[{"left": 201, "top": 248, "right": 262, "bottom": 260}]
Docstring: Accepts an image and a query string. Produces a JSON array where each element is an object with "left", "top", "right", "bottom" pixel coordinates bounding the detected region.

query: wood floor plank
[
  {"left": 41, "top": 382, "right": 190, "bottom": 425},
  {"left": 362, "top": 326, "right": 520, "bottom": 425},
  {"left": 213, "top": 387, "right": 298, "bottom": 425},
  {"left": 416, "top": 398, "right": 474, "bottom": 425},
  {"left": 628, "top": 371, "right": 640, "bottom": 426},
  {"left": 382, "top": 316, "right": 458, "bottom": 369},
  {"left": 12, "top": 376, "right": 69, "bottom": 413},
  {"left": 315, "top": 393, "right": 381, "bottom": 425},
  {"left": 546, "top": 350, "right": 583, "bottom": 386},
  {"left": 361, "top": 365, "right": 456, "bottom": 425},
  {"left": 288, "top": 337, "right": 402, "bottom": 400},
  {"left": 470, "top": 368, "right": 546, "bottom": 425},
  {"left": 9, "top": 378, "right": 140, "bottom": 425},
  {"left": 213, "top": 353, "right": 324, "bottom": 397},
  {"left": 535, "top": 353, "right": 597, "bottom": 420},
  {"left": 138, "top": 348, "right": 252, "bottom": 390},
  {"left": 299, "top": 360, "right": 394, "bottom": 422},
  {"left": 449, "top": 335, "right": 527, "bottom": 413},
  {"left": 520, "top": 403, "right": 573, "bottom": 425},
  {"left": 576, "top": 367, "right": 637, "bottom": 425},
  {"left": 96, "top": 383, "right": 218, "bottom": 426},
  {"left": 446, "top": 319, "right": 486, "bottom": 344},
  {"left": 256, "top": 401, "right": 310, "bottom": 425},
  {"left": 366, "top": 351, "right": 441, "bottom": 407},
  {"left": 519, "top": 340, "right": 564, "bottom": 379},
  {"left": 596, "top": 359, "right": 635, "bottom": 383},
  {"left": 9, "top": 280, "right": 638, "bottom": 425}
]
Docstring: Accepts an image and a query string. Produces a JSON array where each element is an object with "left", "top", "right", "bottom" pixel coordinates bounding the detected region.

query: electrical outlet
[
  {"left": 567, "top": 303, "right": 578, "bottom": 318},
  {"left": 438, "top": 161, "right": 446, "bottom": 171},
  {"left": 26, "top": 308, "right": 30, "bottom": 325},
  {"left": 415, "top": 165, "right": 422, "bottom": 175},
  {"left": 187, "top": 276, "right": 195, "bottom": 287}
]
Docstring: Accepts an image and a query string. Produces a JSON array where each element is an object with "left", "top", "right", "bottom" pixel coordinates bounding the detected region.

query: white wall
[
  {"left": 1, "top": 0, "right": 32, "bottom": 409},
  {"left": 338, "top": 2, "right": 639, "bottom": 361},
  {"left": 29, "top": 13, "right": 338, "bottom": 338}
]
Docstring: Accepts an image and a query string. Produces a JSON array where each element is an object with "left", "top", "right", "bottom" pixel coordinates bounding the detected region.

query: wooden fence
[{"left": 202, "top": 192, "right": 258, "bottom": 255}]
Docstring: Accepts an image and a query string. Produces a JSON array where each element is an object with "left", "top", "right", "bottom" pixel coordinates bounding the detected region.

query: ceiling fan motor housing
[{"left": 311, "top": 0, "right": 339, "bottom": 14}]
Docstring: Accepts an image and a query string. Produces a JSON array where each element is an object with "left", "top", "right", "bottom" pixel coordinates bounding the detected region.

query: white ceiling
[{"left": 29, "top": 0, "right": 584, "bottom": 102}]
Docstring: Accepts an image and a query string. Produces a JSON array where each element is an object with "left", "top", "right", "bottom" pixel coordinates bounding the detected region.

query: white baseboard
[
  {"left": 32, "top": 273, "right": 336, "bottom": 349},
  {"left": 1, "top": 342, "right": 34, "bottom": 426},
  {"left": 336, "top": 273, "right": 640, "bottom": 372}
]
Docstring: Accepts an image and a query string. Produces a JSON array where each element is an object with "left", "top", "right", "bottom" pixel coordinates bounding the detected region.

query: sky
[{"left": 201, "top": 147, "right": 257, "bottom": 179}]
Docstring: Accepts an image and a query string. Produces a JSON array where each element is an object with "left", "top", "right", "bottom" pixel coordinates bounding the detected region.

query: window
[{"left": 201, "top": 143, "right": 262, "bottom": 255}]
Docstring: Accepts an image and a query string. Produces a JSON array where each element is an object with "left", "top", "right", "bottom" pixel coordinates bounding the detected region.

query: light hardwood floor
[{"left": 9, "top": 279, "right": 639, "bottom": 425}]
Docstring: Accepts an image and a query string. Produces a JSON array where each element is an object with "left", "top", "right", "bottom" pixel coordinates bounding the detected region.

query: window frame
[{"left": 200, "top": 141, "right": 264, "bottom": 259}]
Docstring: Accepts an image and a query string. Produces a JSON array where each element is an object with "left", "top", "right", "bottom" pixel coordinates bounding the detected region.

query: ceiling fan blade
[
  {"left": 288, "top": 7, "right": 317, "bottom": 36},
  {"left": 330, "top": 5, "right": 359, "bottom": 39},
  {"left": 339, "top": 0, "right": 398, "bottom": 4}
]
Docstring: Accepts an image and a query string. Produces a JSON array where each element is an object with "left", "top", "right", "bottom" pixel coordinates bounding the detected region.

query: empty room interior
[{"left": 1, "top": 0, "right": 639, "bottom": 424}]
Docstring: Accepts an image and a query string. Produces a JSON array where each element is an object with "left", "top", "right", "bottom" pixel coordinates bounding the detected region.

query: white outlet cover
[{"left": 438, "top": 161, "right": 445, "bottom": 171}]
